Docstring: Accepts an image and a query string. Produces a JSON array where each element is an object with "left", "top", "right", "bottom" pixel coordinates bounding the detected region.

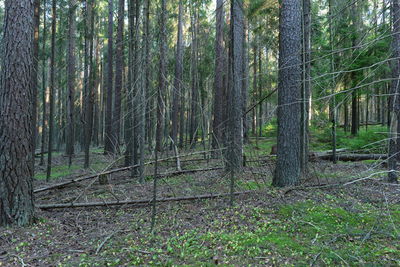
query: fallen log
[
  {"left": 37, "top": 190, "right": 254, "bottom": 210},
  {"left": 315, "top": 153, "right": 387, "bottom": 161},
  {"left": 159, "top": 167, "right": 222, "bottom": 178},
  {"left": 34, "top": 149, "right": 226, "bottom": 194}
]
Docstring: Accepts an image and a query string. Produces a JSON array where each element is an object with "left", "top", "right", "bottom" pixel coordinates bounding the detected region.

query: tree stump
[{"left": 99, "top": 174, "right": 110, "bottom": 185}]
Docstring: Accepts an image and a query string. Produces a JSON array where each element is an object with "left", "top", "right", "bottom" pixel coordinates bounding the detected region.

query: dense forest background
[{"left": 0, "top": 0, "right": 399, "bottom": 265}]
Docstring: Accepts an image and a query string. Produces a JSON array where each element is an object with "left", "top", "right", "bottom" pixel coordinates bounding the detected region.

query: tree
[
  {"left": 0, "top": 0, "right": 35, "bottom": 226},
  {"left": 301, "top": 0, "right": 311, "bottom": 172},
  {"left": 113, "top": 0, "right": 125, "bottom": 155},
  {"left": 212, "top": 0, "right": 225, "bottom": 151},
  {"left": 66, "top": 0, "right": 77, "bottom": 166},
  {"left": 387, "top": 0, "right": 400, "bottom": 184},
  {"left": 83, "top": 0, "right": 95, "bottom": 168},
  {"left": 39, "top": 0, "right": 48, "bottom": 167},
  {"left": 33, "top": 0, "right": 41, "bottom": 153},
  {"left": 227, "top": 0, "right": 244, "bottom": 172},
  {"left": 104, "top": 0, "right": 114, "bottom": 155},
  {"left": 172, "top": 0, "right": 184, "bottom": 148},
  {"left": 273, "top": 0, "right": 302, "bottom": 187},
  {"left": 46, "top": 0, "right": 57, "bottom": 181}
]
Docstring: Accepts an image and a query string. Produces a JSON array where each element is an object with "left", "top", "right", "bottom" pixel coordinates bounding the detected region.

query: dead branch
[
  {"left": 37, "top": 190, "right": 254, "bottom": 210},
  {"left": 34, "top": 149, "right": 225, "bottom": 194}
]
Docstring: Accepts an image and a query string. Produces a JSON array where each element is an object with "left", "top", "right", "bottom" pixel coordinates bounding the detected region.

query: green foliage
[{"left": 311, "top": 125, "right": 388, "bottom": 153}]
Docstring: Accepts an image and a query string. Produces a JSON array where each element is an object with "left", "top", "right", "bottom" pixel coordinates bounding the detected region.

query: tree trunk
[
  {"left": 32, "top": 0, "right": 40, "bottom": 155},
  {"left": 172, "top": 0, "right": 184, "bottom": 148},
  {"left": 46, "top": 0, "right": 57, "bottom": 181},
  {"left": 83, "top": 0, "right": 95, "bottom": 169},
  {"left": 189, "top": 5, "right": 199, "bottom": 148},
  {"left": 0, "top": 0, "right": 35, "bottom": 226},
  {"left": 227, "top": 0, "right": 244, "bottom": 172},
  {"left": 212, "top": 0, "right": 225, "bottom": 151},
  {"left": 40, "top": 0, "right": 48, "bottom": 166},
  {"left": 351, "top": 1, "right": 361, "bottom": 136},
  {"left": 125, "top": 0, "right": 135, "bottom": 167},
  {"left": 104, "top": 0, "right": 114, "bottom": 154},
  {"left": 388, "top": 0, "right": 400, "bottom": 183},
  {"left": 273, "top": 0, "right": 302, "bottom": 187},
  {"left": 66, "top": 0, "right": 76, "bottom": 166},
  {"left": 258, "top": 46, "right": 263, "bottom": 137},
  {"left": 242, "top": 20, "right": 249, "bottom": 144},
  {"left": 301, "top": 0, "right": 311, "bottom": 173},
  {"left": 113, "top": 0, "right": 125, "bottom": 155}
]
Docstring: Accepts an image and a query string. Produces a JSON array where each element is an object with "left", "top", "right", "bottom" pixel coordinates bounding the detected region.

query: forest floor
[{"left": 1, "top": 136, "right": 399, "bottom": 266}]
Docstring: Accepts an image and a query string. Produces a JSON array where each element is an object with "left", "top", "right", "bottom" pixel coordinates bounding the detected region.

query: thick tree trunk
[
  {"left": 104, "top": 0, "right": 114, "bottom": 154},
  {"left": 0, "top": 0, "right": 35, "bottom": 226},
  {"left": 40, "top": 0, "right": 48, "bottom": 166},
  {"left": 227, "top": 0, "right": 244, "bottom": 172},
  {"left": 388, "top": 0, "right": 400, "bottom": 183},
  {"left": 273, "top": 0, "right": 302, "bottom": 187}
]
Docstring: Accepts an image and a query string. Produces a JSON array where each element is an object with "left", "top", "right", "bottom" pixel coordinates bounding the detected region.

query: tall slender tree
[
  {"left": 301, "top": 0, "right": 311, "bottom": 172},
  {"left": 113, "top": 0, "right": 125, "bottom": 154},
  {"left": 33, "top": 0, "right": 41, "bottom": 153},
  {"left": 273, "top": 0, "right": 302, "bottom": 187},
  {"left": 39, "top": 0, "right": 48, "bottom": 166},
  {"left": 0, "top": 0, "right": 35, "bottom": 226},
  {"left": 104, "top": 0, "right": 114, "bottom": 154},
  {"left": 46, "top": 0, "right": 57, "bottom": 181},
  {"left": 83, "top": 0, "right": 95, "bottom": 168},
  {"left": 66, "top": 0, "right": 77, "bottom": 166},
  {"left": 172, "top": 0, "right": 184, "bottom": 147},
  {"left": 212, "top": 0, "right": 225, "bottom": 151}
]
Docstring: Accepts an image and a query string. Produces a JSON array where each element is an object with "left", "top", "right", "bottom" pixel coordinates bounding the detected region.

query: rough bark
[
  {"left": 273, "top": 0, "right": 302, "bottom": 187},
  {"left": 301, "top": 0, "right": 311, "bottom": 173},
  {"left": 227, "top": 0, "right": 244, "bottom": 172},
  {"left": 40, "top": 0, "right": 48, "bottom": 166},
  {"left": 212, "top": 0, "right": 225, "bottom": 151},
  {"left": 113, "top": 0, "right": 125, "bottom": 155},
  {"left": 83, "top": 0, "right": 95, "bottom": 168},
  {"left": 125, "top": 0, "right": 135, "bottom": 167},
  {"left": 32, "top": 0, "right": 40, "bottom": 154},
  {"left": 66, "top": 0, "right": 77, "bottom": 165},
  {"left": 104, "top": 0, "right": 114, "bottom": 154},
  {"left": 388, "top": 0, "right": 400, "bottom": 183},
  {"left": 172, "top": 0, "right": 184, "bottom": 147},
  {"left": 189, "top": 5, "right": 199, "bottom": 148},
  {"left": 46, "top": 0, "right": 57, "bottom": 181},
  {"left": 0, "top": 0, "right": 35, "bottom": 226},
  {"left": 351, "top": 1, "right": 361, "bottom": 136}
]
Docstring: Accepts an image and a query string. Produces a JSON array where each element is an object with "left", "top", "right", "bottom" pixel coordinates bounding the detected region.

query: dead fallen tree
[
  {"left": 159, "top": 167, "right": 222, "bottom": 178},
  {"left": 314, "top": 153, "right": 387, "bottom": 161},
  {"left": 37, "top": 190, "right": 254, "bottom": 210},
  {"left": 34, "top": 150, "right": 225, "bottom": 194}
]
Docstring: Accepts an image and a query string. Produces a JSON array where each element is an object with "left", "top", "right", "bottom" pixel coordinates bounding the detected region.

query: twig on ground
[{"left": 96, "top": 230, "right": 121, "bottom": 255}]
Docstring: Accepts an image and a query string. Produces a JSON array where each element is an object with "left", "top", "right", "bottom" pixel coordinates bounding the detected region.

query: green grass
[
  {"left": 69, "top": 200, "right": 399, "bottom": 266},
  {"left": 35, "top": 161, "right": 109, "bottom": 180},
  {"left": 311, "top": 125, "right": 388, "bottom": 153}
]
